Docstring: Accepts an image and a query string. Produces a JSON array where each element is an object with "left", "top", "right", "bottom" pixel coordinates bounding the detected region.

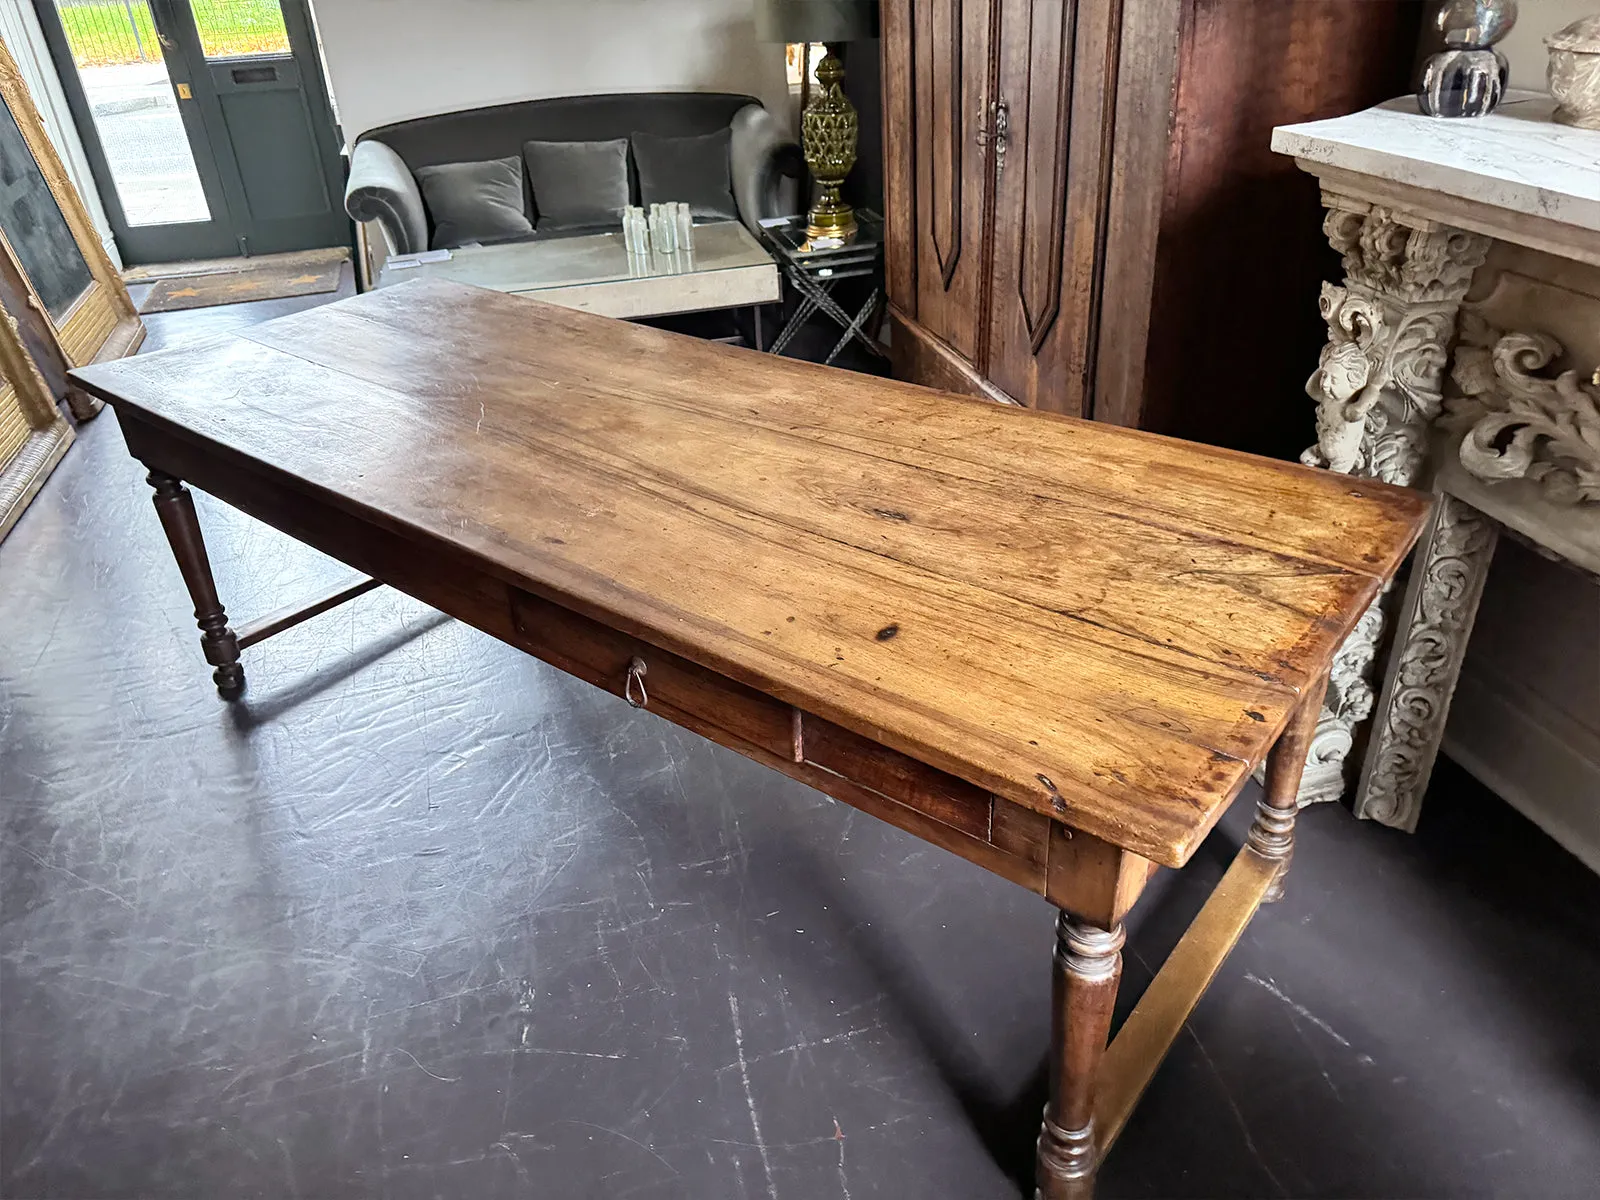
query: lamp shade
[{"left": 755, "top": 0, "right": 878, "bottom": 43}]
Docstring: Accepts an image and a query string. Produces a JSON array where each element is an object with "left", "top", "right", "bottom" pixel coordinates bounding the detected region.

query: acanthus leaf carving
[
  {"left": 1293, "top": 200, "right": 1491, "bottom": 808},
  {"left": 1443, "top": 315, "right": 1600, "bottom": 505},
  {"left": 1301, "top": 206, "right": 1489, "bottom": 488},
  {"left": 1327, "top": 598, "right": 1386, "bottom": 730},
  {"left": 1357, "top": 496, "right": 1499, "bottom": 829}
]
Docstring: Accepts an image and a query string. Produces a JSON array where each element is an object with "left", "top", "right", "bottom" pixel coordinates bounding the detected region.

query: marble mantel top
[{"left": 1272, "top": 92, "right": 1600, "bottom": 236}]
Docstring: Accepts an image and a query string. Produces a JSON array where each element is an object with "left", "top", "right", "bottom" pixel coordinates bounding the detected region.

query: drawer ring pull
[{"left": 624, "top": 656, "right": 649, "bottom": 709}]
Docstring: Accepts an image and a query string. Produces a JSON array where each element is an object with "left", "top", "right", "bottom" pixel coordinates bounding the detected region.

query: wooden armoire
[{"left": 881, "top": 0, "right": 1421, "bottom": 456}]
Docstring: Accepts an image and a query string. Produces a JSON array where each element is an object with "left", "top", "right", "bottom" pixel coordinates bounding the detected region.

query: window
[{"left": 186, "top": 0, "right": 290, "bottom": 59}]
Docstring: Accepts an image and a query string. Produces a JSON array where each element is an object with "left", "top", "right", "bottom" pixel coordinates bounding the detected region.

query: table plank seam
[
  {"left": 222, "top": 316, "right": 1365, "bottom": 698},
  {"left": 459, "top": 401, "right": 1352, "bottom": 693},
  {"left": 260, "top": 288, "right": 1419, "bottom": 584},
  {"left": 469, "top": 416, "right": 1326, "bottom": 695}
]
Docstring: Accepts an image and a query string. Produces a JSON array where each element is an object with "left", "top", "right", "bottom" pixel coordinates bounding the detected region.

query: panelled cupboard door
[
  {"left": 909, "top": 0, "right": 994, "bottom": 363},
  {"left": 984, "top": 0, "right": 1119, "bottom": 415}
]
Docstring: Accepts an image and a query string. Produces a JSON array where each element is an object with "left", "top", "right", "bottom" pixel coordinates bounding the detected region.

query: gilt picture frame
[
  {"left": 0, "top": 31, "right": 142, "bottom": 539},
  {"left": 0, "top": 33, "right": 142, "bottom": 376}
]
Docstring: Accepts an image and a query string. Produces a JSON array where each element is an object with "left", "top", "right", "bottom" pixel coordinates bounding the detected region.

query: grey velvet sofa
[{"left": 344, "top": 92, "right": 800, "bottom": 266}]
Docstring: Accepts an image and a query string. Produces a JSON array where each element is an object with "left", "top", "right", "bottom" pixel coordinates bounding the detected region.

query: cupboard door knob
[
  {"left": 624, "top": 656, "right": 649, "bottom": 708},
  {"left": 992, "top": 99, "right": 1010, "bottom": 177}
]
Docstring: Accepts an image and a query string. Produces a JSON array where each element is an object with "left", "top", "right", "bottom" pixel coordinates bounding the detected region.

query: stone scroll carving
[
  {"left": 1445, "top": 313, "right": 1600, "bottom": 505},
  {"left": 1353, "top": 319, "right": 1597, "bottom": 828},
  {"left": 1353, "top": 495, "right": 1500, "bottom": 829},
  {"left": 1302, "top": 205, "right": 1491, "bottom": 487},
  {"left": 1290, "top": 201, "right": 1492, "bottom": 807}
]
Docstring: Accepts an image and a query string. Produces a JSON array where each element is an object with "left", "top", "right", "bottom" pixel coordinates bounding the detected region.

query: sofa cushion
[
  {"left": 522, "top": 138, "right": 630, "bottom": 233},
  {"left": 631, "top": 128, "right": 738, "bottom": 222},
  {"left": 414, "top": 156, "right": 532, "bottom": 250}
]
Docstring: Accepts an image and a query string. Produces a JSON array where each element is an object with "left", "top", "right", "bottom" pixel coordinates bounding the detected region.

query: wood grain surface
[
  {"left": 879, "top": 0, "right": 1421, "bottom": 456},
  {"left": 73, "top": 280, "right": 1429, "bottom": 867}
]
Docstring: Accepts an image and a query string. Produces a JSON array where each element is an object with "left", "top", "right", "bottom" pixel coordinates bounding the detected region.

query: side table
[
  {"left": 1270, "top": 93, "right": 1600, "bottom": 841},
  {"left": 759, "top": 211, "right": 888, "bottom": 364}
]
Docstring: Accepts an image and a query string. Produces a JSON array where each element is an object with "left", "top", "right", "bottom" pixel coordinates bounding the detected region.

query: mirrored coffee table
[{"left": 376, "top": 221, "right": 780, "bottom": 324}]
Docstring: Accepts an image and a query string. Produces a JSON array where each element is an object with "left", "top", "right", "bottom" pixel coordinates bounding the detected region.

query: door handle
[
  {"left": 992, "top": 99, "right": 1010, "bottom": 178},
  {"left": 175, "top": 83, "right": 192, "bottom": 100},
  {"left": 975, "top": 99, "right": 1010, "bottom": 177}
]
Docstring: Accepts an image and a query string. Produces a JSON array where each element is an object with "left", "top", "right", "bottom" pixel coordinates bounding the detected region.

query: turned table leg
[
  {"left": 146, "top": 469, "right": 244, "bottom": 699},
  {"left": 1036, "top": 914, "right": 1124, "bottom": 1199},
  {"left": 1248, "top": 669, "right": 1330, "bottom": 901}
]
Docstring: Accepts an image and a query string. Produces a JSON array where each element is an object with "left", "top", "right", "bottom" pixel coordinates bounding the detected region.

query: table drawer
[
  {"left": 508, "top": 587, "right": 795, "bottom": 760},
  {"left": 798, "top": 714, "right": 993, "bottom": 842},
  {"left": 505, "top": 587, "right": 1033, "bottom": 880}
]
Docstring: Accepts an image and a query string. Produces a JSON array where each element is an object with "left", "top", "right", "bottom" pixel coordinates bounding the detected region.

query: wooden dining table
[{"left": 71, "top": 279, "right": 1431, "bottom": 1197}]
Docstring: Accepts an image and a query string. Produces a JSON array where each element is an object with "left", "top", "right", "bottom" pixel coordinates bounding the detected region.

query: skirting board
[{"left": 1443, "top": 664, "right": 1600, "bottom": 877}]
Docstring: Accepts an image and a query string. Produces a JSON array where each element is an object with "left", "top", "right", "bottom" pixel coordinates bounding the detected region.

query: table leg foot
[
  {"left": 1248, "top": 797, "right": 1296, "bottom": 903},
  {"left": 1036, "top": 913, "right": 1123, "bottom": 1200},
  {"left": 1248, "top": 668, "right": 1330, "bottom": 901},
  {"left": 1036, "top": 1119, "right": 1097, "bottom": 1200},
  {"left": 146, "top": 468, "right": 244, "bottom": 700}
]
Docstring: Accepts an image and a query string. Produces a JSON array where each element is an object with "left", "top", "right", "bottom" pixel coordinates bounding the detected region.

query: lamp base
[
  {"left": 802, "top": 46, "right": 859, "bottom": 245},
  {"left": 806, "top": 204, "right": 857, "bottom": 242}
]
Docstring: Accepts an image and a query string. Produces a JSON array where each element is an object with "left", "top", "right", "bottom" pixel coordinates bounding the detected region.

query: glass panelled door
[
  {"left": 35, "top": 0, "right": 346, "bottom": 265},
  {"left": 37, "top": 0, "right": 235, "bottom": 261},
  {"left": 174, "top": 0, "right": 348, "bottom": 257}
]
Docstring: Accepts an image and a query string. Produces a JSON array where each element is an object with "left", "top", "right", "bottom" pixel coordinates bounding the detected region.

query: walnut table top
[{"left": 74, "top": 279, "right": 1429, "bottom": 869}]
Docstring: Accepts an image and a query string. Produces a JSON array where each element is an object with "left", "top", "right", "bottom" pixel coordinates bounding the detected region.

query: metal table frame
[{"left": 759, "top": 212, "right": 887, "bottom": 365}]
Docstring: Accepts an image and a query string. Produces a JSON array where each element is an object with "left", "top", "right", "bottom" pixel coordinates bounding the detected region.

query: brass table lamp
[{"left": 757, "top": 0, "right": 879, "bottom": 242}]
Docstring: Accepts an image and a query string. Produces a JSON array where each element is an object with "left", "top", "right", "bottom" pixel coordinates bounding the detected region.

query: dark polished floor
[{"left": 2, "top": 285, "right": 1598, "bottom": 1199}]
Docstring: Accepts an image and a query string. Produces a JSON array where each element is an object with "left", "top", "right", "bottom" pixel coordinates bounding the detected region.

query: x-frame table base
[
  {"left": 137, "top": 433, "right": 1330, "bottom": 1200},
  {"left": 765, "top": 275, "right": 886, "bottom": 365}
]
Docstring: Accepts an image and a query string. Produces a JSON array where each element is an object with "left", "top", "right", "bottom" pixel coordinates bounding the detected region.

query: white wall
[
  {"left": 1496, "top": 0, "right": 1593, "bottom": 93},
  {"left": 311, "top": 0, "right": 791, "bottom": 141}
]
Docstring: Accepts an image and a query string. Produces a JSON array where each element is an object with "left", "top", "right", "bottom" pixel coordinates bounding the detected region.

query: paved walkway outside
[{"left": 80, "top": 62, "right": 208, "bottom": 226}]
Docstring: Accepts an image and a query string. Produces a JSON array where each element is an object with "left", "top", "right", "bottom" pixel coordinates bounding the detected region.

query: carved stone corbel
[
  {"left": 1445, "top": 313, "right": 1600, "bottom": 504},
  {"left": 1302, "top": 201, "right": 1491, "bottom": 486},
  {"left": 1291, "top": 197, "right": 1492, "bottom": 807},
  {"left": 1353, "top": 316, "right": 1598, "bottom": 828},
  {"left": 1353, "top": 495, "right": 1500, "bottom": 828}
]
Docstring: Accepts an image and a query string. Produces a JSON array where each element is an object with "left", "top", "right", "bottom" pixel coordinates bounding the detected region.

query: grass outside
[{"left": 59, "top": 1, "right": 288, "bottom": 67}]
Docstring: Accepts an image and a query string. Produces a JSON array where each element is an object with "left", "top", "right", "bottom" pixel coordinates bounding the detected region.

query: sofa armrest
[
  {"left": 344, "top": 139, "right": 429, "bottom": 257},
  {"left": 730, "top": 104, "right": 803, "bottom": 237}
]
